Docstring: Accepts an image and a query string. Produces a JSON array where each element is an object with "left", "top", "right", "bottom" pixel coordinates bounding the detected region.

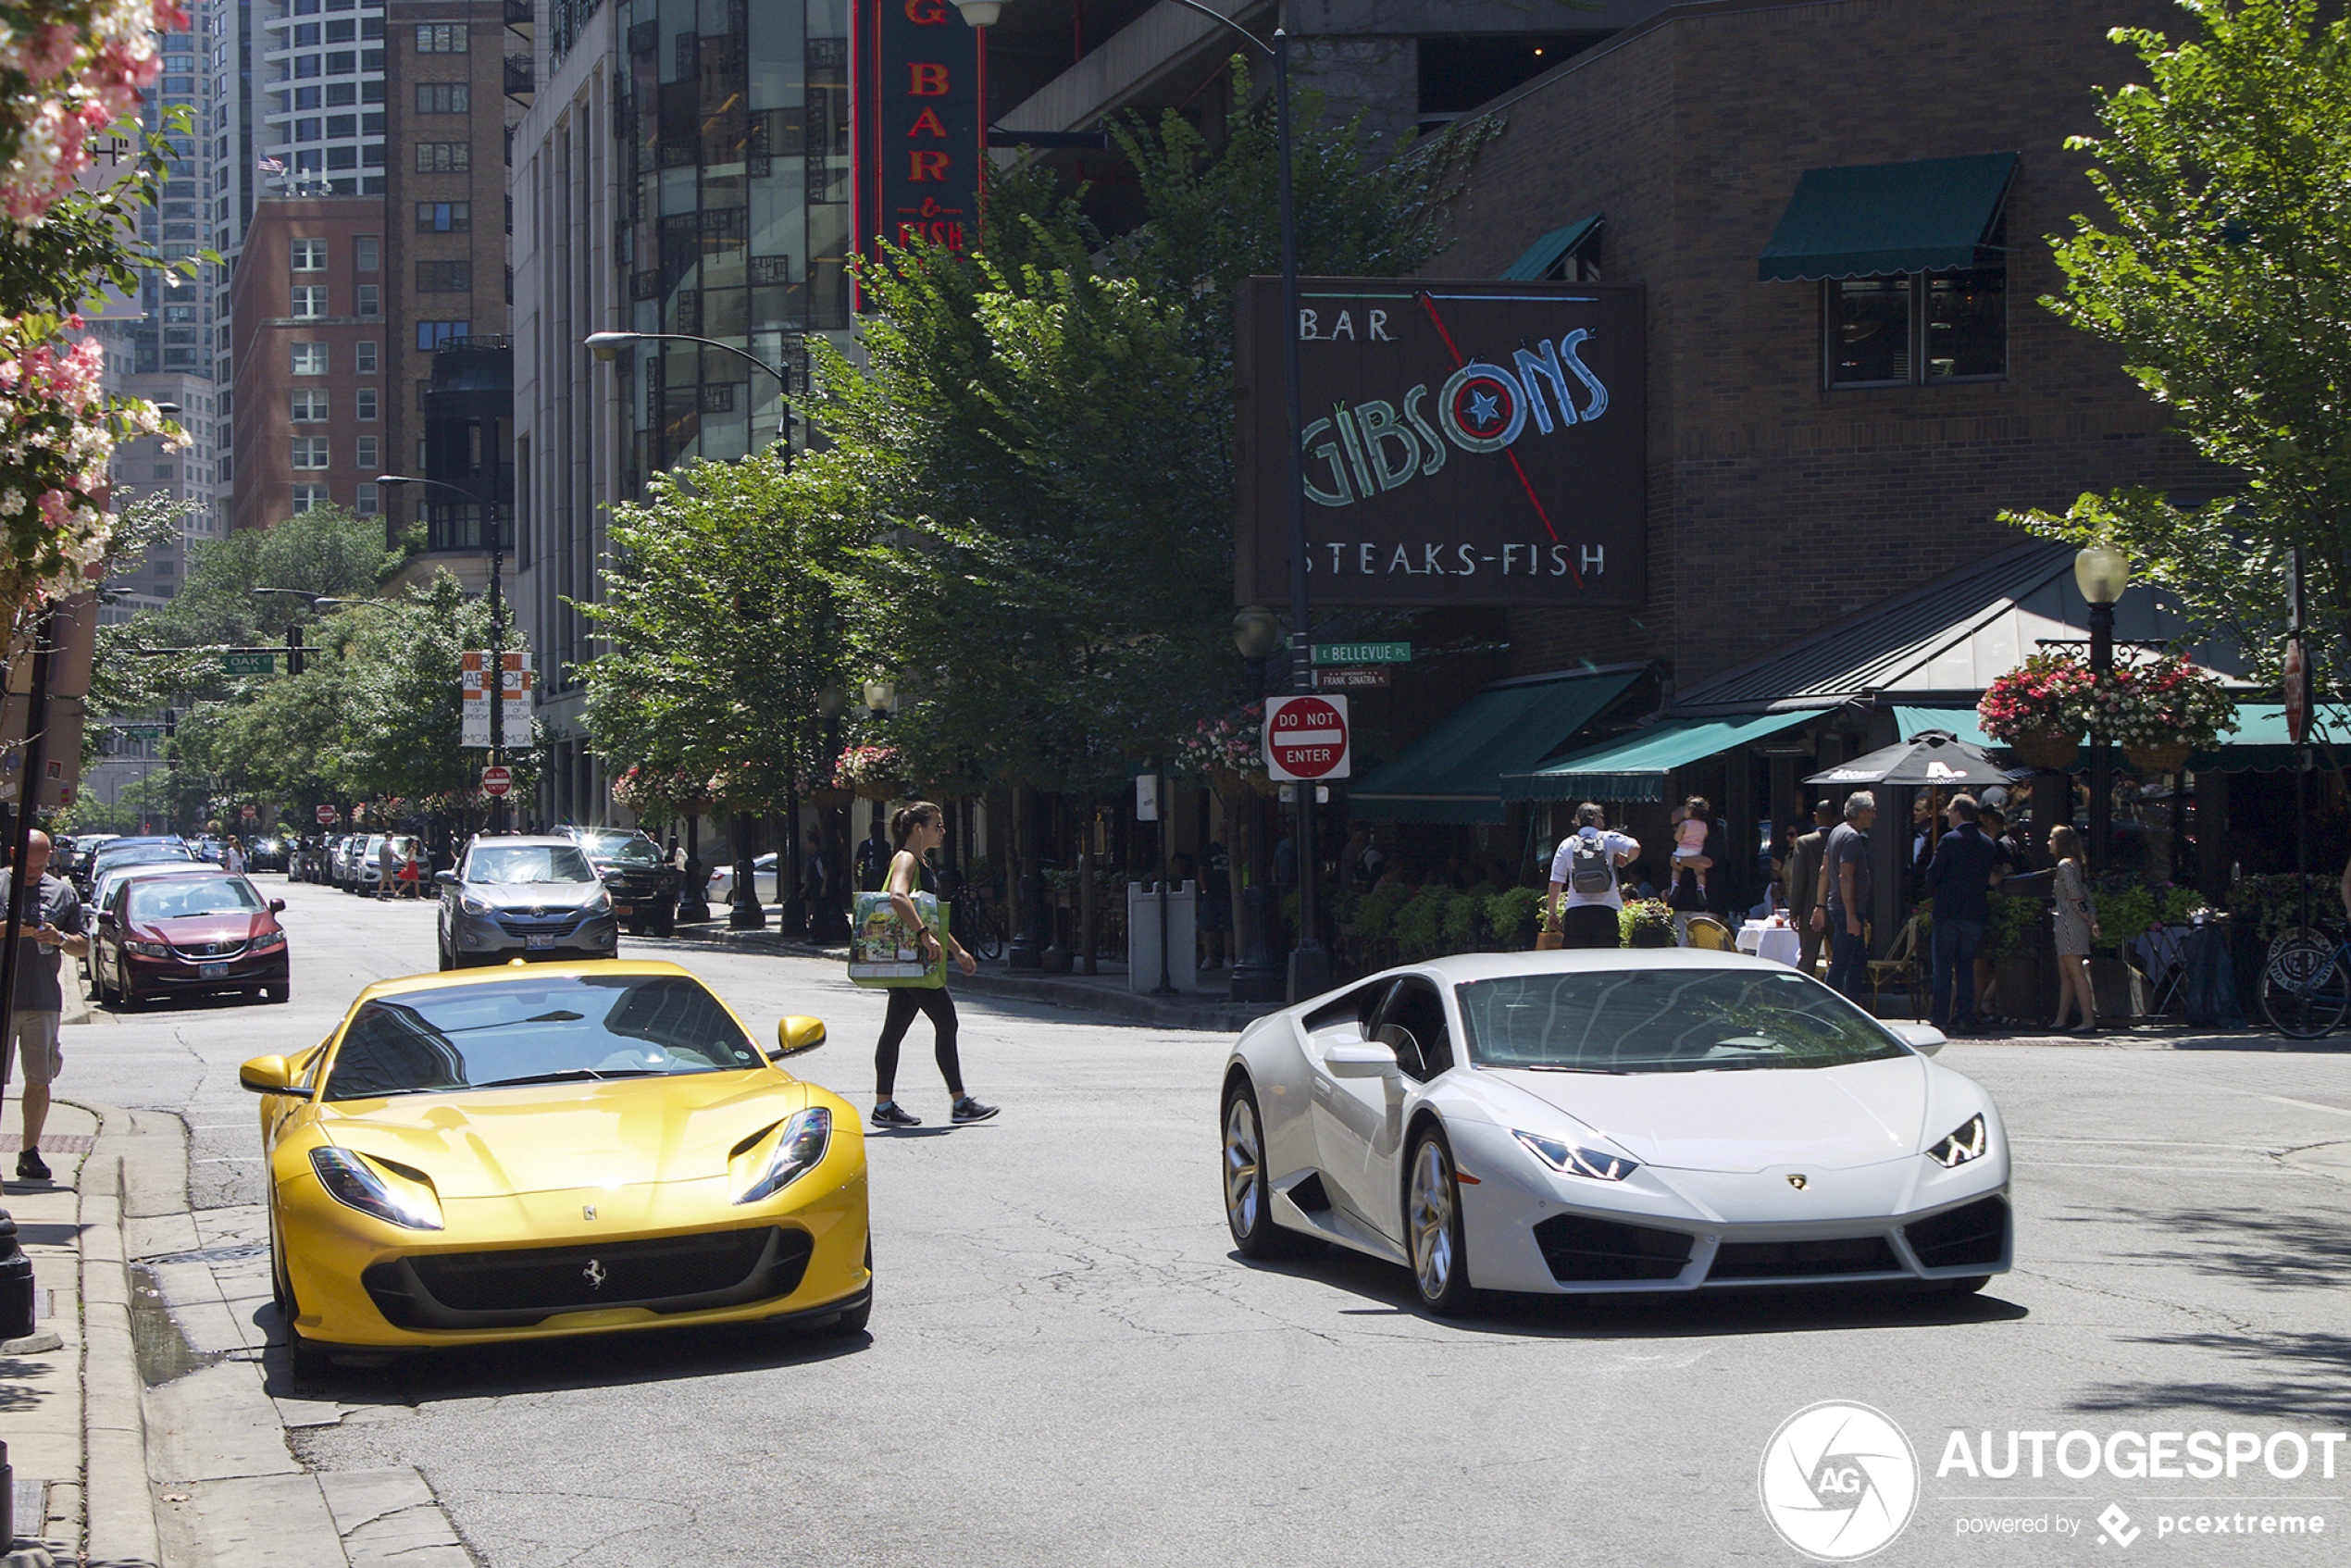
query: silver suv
[{"left": 436, "top": 835, "right": 618, "bottom": 969}]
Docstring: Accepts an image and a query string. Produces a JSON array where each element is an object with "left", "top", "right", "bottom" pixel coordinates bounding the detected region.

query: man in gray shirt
[{"left": 6, "top": 830, "right": 89, "bottom": 1182}]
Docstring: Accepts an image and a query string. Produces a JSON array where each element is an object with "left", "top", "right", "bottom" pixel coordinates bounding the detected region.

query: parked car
[
  {"left": 337, "top": 834, "right": 386, "bottom": 893},
  {"left": 248, "top": 836, "right": 290, "bottom": 874},
  {"left": 83, "top": 837, "right": 194, "bottom": 896},
  {"left": 82, "top": 862, "right": 214, "bottom": 995},
  {"left": 437, "top": 835, "right": 618, "bottom": 969},
  {"left": 560, "top": 827, "right": 679, "bottom": 937},
  {"left": 91, "top": 868, "right": 290, "bottom": 1006},
  {"left": 705, "top": 852, "right": 781, "bottom": 907}
]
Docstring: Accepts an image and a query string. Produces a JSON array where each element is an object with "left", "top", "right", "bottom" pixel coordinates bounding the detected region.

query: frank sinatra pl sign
[{"left": 1235, "top": 279, "right": 1645, "bottom": 607}]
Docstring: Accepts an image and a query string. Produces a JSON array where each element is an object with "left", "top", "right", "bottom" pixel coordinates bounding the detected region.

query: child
[{"left": 1670, "top": 795, "right": 1713, "bottom": 900}]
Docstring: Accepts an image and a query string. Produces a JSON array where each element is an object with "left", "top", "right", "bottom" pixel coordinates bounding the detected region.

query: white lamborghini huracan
[{"left": 1219, "top": 949, "right": 2011, "bottom": 1313}]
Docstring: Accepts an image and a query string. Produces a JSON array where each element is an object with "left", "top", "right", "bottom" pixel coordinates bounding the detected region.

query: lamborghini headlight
[
  {"left": 1513, "top": 1129, "right": 1639, "bottom": 1182},
  {"left": 736, "top": 1107, "right": 831, "bottom": 1204},
  {"left": 309, "top": 1147, "right": 444, "bottom": 1230},
  {"left": 1926, "top": 1114, "right": 1989, "bottom": 1168}
]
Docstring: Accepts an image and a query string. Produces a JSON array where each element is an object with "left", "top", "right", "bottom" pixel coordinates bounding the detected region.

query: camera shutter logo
[{"left": 1758, "top": 1401, "right": 1919, "bottom": 1560}]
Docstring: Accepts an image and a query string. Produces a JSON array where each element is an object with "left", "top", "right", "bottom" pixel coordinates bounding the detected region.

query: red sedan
[{"left": 93, "top": 871, "right": 292, "bottom": 1006}]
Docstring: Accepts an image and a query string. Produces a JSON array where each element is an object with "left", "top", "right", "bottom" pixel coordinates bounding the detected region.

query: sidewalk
[
  {"left": 1, "top": 1090, "right": 148, "bottom": 1568},
  {"left": 661, "top": 919, "right": 1284, "bottom": 1031}
]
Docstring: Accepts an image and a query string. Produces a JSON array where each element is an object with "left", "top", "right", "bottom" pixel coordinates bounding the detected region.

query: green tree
[{"left": 2008, "top": 0, "right": 2351, "bottom": 691}]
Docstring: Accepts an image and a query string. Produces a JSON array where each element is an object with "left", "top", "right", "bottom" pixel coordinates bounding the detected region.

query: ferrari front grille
[
  {"left": 363, "top": 1226, "right": 813, "bottom": 1330},
  {"left": 1903, "top": 1195, "right": 2009, "bottom": 1269},
  {"left": 1707, "top": 1235, "right": 1902, "bottom": 1281},
  {"left": 1533, "top": 1213, "right": 1693, "bottom": 1282}
]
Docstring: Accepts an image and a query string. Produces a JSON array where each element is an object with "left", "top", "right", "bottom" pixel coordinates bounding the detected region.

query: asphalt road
[{"left": 70, "top": 876, "right": 2351, "bottom": 1567}]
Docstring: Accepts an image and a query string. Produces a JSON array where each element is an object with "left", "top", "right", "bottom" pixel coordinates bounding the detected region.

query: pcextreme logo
[{"left": 1760, "top": 1401, "right": 1921, "bottom": 1561}]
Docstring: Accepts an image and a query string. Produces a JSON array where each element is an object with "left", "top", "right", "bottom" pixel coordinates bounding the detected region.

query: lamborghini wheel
[
  {"left": 1407, "top": 1126, "right": 1477, "bottom": 1316},
  {"left": 1223, "top": 1078, "right": 1312, "bottom": 1258}
]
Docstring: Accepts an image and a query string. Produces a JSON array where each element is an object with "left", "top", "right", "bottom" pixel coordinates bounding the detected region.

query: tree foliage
[{"left": 2007, "top": 0, "right": 2351, "bottom": 689}]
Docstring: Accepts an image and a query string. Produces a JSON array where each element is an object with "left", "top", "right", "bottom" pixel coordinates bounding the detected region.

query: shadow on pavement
[
  {"left": 2042, "top": 1201, "right": 2351, "bottom": 1295},
  {"left": 1230, "top": 1245, "right": 2029, "bottom": 1338},
  {"left": 2066, "top": 1330, "right": 2351, "bottom": 1418}
]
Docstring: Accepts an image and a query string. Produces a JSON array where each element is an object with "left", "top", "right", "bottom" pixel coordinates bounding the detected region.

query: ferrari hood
[
  {"left": 1485, "top": 1055, "right": 1930, "bottom": 1173},
  {"left": 317, "top": 1072, "right": 808, "bottom": 1197}
]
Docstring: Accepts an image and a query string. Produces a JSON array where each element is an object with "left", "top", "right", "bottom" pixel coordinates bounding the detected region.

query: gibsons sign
[
  {"left": 852, "top": 0, "right": 985, "bottom": 299},
  {"left": 1236, "top": 279, "right": 1645, "bottom": 606}
]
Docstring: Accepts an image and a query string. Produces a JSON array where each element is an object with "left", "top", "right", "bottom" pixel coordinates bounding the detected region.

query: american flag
[{"left": 256, "top": 156, "right": 285, "bottom": 173}]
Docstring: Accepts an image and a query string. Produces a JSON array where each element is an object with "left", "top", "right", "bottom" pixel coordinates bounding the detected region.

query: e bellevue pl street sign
[
  {"left": 1312, "top": 641, "right": 1410, "bottom": 666},
  {"left": 1235, "top": 278, "right": 1646, "bottom": 609}
]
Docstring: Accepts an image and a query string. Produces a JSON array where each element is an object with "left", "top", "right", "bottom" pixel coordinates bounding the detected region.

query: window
[
  {"left": 416, "top": 260, "right": 470, "bottom": 292},
  {"left": 363, "top": 142, "right": 385, "bottom": 164},
  {"left": 327, "top": 145, "right": 357, "bottom": 169},
  {"left": 1825, "top": 268, "right": 2007, "bottom": 387},
  {"left": 355, "top": 481, "right": 379, "bottom": 516},
  {"left": 415, "top": 81, "right": 469, "bottom": 113},
  {"left": 326, "top": 113, "right": 355, "bottom": 137},
  {"left": 326, "top": 81, "right": 355, "bottom": 105},
  {"left": 290, "top": 284, "right": 326, "bottom": 317},
  {"left": 294, "top": 53, "right": 319, "bottom": 77},
  {"left": 292, "top": 390, "right": 328, "bottom": 420},
  {"left": 292, "top": 436, "right": 330, "bottom": 469},
  {"left": 291, "top": 484, "right": 327, "bottom": 515},
  {"left": 324, "top": 17, "right": 355, "bottom": 41},
  {"left": 417, "top": 200, "right": 470, "bottom": 231},
  {"left": 355, "top": 341, "right": 378, "bottom": 372},
  {"left": 325, "top": 49, "right": 354, "bottom": 72},
  {"left": 356, "top": 388, "right": 378, "bottom": 420},
  {"left": 355, "top": 435, "right": 379, "bottom": 470},
  {"left": 362, "top": 79, "right": 383, "bottom": 102},
  {"left": 362, "top": 18, "right": 382, "bottom": 39},
  {"left": 292, "top": 342, "right": 328, "bottom": 374},
  {"left": 163, "top": 304, "right": 194, "bottom": 323},
  {"left": 413, "top": 142, "right": 469, "bottom": 172},
  {"left": 356, "top": 282, "right": 379, "bottom": 316},
  {"left": 291, "top": 237, "right": 327, "bottom": 269},
  {"left": 415, "top": 22, "right": 466, "bottom": 51},
  {"left": 292, "top": 21, "right": 319, "bottom": 44},
  {"left": 296, "top": 118, "right": 320, "bottom": 142},
  {"left": 415, "top": 319, "right": 467, "bottom": 350},
  {"left": 362, "top": 47, "right": 383, "bottom": 69}
]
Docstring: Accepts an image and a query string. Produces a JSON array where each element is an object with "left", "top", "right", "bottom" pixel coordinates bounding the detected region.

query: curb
[{"left": 74, "top": 1107, "right": 162, "bottom": 1568}]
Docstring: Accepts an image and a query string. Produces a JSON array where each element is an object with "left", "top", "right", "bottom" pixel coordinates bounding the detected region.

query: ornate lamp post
[{"left": 2073, "top": 541, "right": 2131, "bottom": 875}]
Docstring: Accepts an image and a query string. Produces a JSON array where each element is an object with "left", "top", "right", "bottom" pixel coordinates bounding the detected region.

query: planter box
[
  {"left": 1992, "top": 953, "right": 2055, "bottom": 1026},
  {"left": 2089, "top": 953, "right": 2146, "bottom": 1020}
]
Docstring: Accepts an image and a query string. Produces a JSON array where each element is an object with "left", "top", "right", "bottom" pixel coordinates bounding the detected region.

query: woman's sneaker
[
  {"left": 15, "top": 1150, "right": 51, "bottom": 1182},
  {"left": 951, "top": 1097, "right": 1000, "bottom": 1125},
  {"left": 871, "top": 1101, "right": 922, "bottom": 1128}
]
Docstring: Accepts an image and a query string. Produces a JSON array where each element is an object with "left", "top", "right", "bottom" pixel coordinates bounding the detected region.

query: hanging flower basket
[
  {"left": 2126, "top": 740, "right": 2195, "bottom": 775},
  {"left": 806, "top": 787, "right": 853, "bottom": 808},
  {"left": 1179, "top": 707, "right": 1272, "bottom": 798},
  {"left": 833, "top": 743, "right": 906, "bottom": 800},
  {"left": 854, "top": 779, "right": 907, "bottom": 802},
  {"left": 2006, "top": 729, "right": 2081, "bottom": 770}
]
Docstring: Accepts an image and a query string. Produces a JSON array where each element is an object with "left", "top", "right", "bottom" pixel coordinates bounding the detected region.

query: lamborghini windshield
[
  {"left": 322, "top": 974, "right": 762, "bottom": 1100},
  {"left": 1455, "top": 967, "right": 1910, "bottom": 1074}
]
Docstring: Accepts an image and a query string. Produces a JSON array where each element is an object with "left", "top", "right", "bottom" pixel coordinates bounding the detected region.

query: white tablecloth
[{"left": 1737, "top": 922, "right": 1803, "bottom": 967}]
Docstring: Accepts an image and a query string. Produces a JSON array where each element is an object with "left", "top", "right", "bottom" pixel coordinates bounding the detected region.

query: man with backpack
[{"left": 1546, "top": 803, "right": 1641, "bottom": 949}]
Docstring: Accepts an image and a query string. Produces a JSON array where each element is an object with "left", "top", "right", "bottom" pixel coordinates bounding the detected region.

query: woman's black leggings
[{"left": 875, "top": 986, "right": 963, "bottom": 1101}]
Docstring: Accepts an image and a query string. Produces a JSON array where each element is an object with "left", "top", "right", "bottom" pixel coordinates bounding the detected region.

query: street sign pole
[{"left": 2292, "top": 544, "right": 2309, "bottom": 936}]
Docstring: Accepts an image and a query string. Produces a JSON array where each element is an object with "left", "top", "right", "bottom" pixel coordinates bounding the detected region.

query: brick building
[
  {"left": 1335, "top": 0, "right": 2236, "bottom": 928},
  {"left": 228, "top": 195, "right": 391, "bottom": 532},
  {"left": 381, "top": 0, "right": 518, "bottom": 581}
]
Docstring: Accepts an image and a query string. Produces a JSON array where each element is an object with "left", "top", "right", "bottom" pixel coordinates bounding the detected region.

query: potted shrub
[
  {"left": 1978, "top": 653, "right": 2094, "bottom": 769},
  {"left": 1486, "top": 885, "right": 1543, "bottom": 951},
  {"left": 1620, "top": 898, "right": 1676, "bottom": 948}
]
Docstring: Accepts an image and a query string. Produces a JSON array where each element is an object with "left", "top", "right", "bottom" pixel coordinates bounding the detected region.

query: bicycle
[
  {"left": 945, "top": 878, "right": 1005, "bottom": 963},
  {"left": 2258, "top": 926, "right": 2351, "bottom": 1039}
]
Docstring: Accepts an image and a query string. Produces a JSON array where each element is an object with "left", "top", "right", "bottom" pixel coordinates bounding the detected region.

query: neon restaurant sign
[{"left": 852, "top": 0, "right": 985, "bottom": 300}]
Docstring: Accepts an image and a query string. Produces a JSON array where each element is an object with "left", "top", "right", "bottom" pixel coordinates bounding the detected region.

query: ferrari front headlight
[
  {"left": 309, "top": 1147, "right": 444, "bottom": 1230},
  {"left": 1513, "top": 1129, "right": 1639, "bottom": 1182},
  {"left": 1926, "top": 1114, "right": 1989, "bottom": 1168},
  {"left": 737, "top": 1107, "right": 830, "bottom": 1204}
]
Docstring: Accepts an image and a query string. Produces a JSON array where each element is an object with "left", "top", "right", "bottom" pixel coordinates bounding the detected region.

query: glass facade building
[{"left": 615, "top": 0, "right": 849, "bottom": 476}]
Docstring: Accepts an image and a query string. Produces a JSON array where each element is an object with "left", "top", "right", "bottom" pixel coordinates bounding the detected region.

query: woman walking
[
  {"left": 870, "top": 802, "right": 999, "bottom": 1129},
  {"left": 2047, "top": 823, "right": 2101, "bottom": 1034}
]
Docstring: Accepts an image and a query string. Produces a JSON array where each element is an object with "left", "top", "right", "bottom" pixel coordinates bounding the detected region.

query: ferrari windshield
[
  {"left": 322, "top": 974, "right": 761, "bottom": 1100},
  {"left": 1455, "top": 968, "right": 1910, "bottom": 1074},
  {"left": 462, "top": 844, "right": 595, "bottom": 884},
  {"left": 580, "top": 831, "right": 663, "bottom": 866},
  {"left": 128, "top": 877, "right": 264, "bottom": 922}
]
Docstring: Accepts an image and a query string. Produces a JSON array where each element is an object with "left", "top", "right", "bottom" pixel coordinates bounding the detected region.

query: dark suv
[{"left": 562, "top": 827, "right": 679, "bottom": 937}]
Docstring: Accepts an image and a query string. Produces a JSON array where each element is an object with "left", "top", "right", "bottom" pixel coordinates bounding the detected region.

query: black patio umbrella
[{"left": 1803, "top": 729, "right": 2013, "bottom": 790}]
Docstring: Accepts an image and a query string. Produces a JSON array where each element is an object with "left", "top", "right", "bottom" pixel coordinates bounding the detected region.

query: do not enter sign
[
  {"left": 1264, "top": 694, "right": 1350, "bottom": 782},
  {"left": 316, "top": 804, "right": 338, "bottom": 825},
  {"left": 481, "top": 765, "right": 514, "bottom": 797}
]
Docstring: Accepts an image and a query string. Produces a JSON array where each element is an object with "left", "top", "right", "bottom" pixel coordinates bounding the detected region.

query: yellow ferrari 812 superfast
[{"left": 243, "top": 959, "right": 868, "bottom": 1374}]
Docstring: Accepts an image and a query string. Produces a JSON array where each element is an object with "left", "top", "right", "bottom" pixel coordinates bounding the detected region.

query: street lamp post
[
  {"left": 378, "top": 473, "right": 510, "bottom": 832},
  {"left": 813, "top": 683, "right": 851, "bottom": 942},
  {"left": 2074, "top": 541, "right": 2131, "bottom": 877},
  {"left": 1229, "top": 605, "right": 1283, "bottom": 1002},
  {"left": 954, "top": 0, "right": 1326, "bottom": 999}
]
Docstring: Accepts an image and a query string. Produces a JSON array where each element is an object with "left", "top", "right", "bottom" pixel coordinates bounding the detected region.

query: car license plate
[
  {"left": 613, "top": 903, "right": 632, "bottom": 916},
  {"left": 199, "top": 961, "right": 230, "bottom": 978},
  {"left": 527, "top": 933, "right": 556, "bottom": 950}
]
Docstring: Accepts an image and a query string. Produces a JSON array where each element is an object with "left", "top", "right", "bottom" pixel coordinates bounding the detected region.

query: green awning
[
  {"left": 1757, "top": 154, "right": 2017, "bottom": 281},
  {"left": 1350, "top": 669, "right": 1639, "bottom": 824},
  {"left": 1896, "top": 706, "right": 1995, "bottom": 749},
  {"left": 2190, "top": 702, "right": 2350, "bottom": 771},
  {"left": 1501, "top": 214, "right": 1601, "bottom": 282},
  {"left": 1508, "top": 710, "right": 1815, "bottom": 803}
]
